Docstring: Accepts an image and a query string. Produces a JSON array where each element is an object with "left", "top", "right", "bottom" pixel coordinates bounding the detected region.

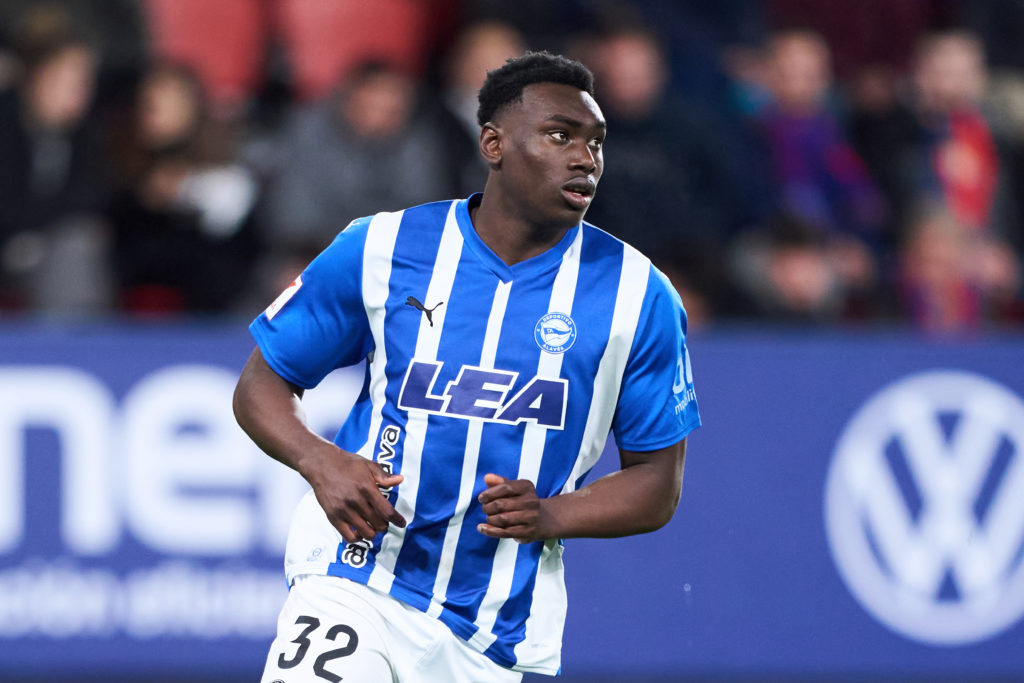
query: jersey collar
[{"left": 455, "top": 194, "right": 581, "bottom": 283}]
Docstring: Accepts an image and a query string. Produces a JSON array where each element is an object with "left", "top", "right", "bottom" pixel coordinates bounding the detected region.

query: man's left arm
[
  {"left": 477, "top": 438, "right": 686, "bottom": 542},
  {"left": 478, "top": 265, "right": 698, "bottom": 543}
]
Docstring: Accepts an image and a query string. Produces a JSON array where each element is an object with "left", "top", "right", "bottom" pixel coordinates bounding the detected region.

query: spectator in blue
[
  {"left": 756, "top": 28, "right": 886, "bottom": 239},
  {"left": 729, "top": 28, "right": 884, "bottom": 322},
  {"left": 581, "top": 20, "right": 743, "bottom": 325}
]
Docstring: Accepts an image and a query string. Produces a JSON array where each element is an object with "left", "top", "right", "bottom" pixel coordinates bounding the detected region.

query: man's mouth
[{"left": 561, "top": 179, "right": 595, "bottom": 209}]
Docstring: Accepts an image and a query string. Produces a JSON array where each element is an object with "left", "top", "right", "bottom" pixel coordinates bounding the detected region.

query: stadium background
[{"left": 2, "top": 1, "right": 1024, "bottom": 681}]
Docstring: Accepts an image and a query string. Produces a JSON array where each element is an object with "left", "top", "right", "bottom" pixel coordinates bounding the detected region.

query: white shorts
[{"left": 260, "top": 575, "right": 523, "bottom": 683}]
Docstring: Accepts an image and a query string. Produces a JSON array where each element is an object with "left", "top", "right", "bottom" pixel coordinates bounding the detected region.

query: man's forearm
[
  {"left": 233, "top": 347, "right": 407, "bottom": 543},
  {"left": 477, "top": 440, "right": 687, "bottom": 543},
  {"left": 232, "top": 348, "right": 335, "bottom": 477},
  {"left": 539, "top": 450, "right": 684, "bottom": 539}
]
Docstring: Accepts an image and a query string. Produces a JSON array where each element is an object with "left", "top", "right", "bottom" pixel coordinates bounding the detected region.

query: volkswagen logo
[{"left": 824, "top": 370, "right": 1024, "bottom": 645}]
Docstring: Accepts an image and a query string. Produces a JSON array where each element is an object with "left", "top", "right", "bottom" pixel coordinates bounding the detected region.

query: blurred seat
[
  {"left": 143, "top": 0, "right": 266, "bottom": 115},
  {"left": 272, "top": 0, "right": 455, "bottom": 100}
]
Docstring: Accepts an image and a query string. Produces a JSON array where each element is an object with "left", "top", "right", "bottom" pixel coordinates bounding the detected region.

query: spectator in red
[
  {"left": 888, "top": 32, "right": 1023, "bottom": 329},
  {"left": 854, "top": 30, "right": 1016, "bottom": 245},
  {"left": 910, "top": 31, "right": 999, "bottom": 231}
]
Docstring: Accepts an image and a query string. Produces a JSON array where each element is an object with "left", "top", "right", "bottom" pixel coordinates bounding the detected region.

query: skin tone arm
[
  {"left": 477, "top": 439, "right": 687, "bottom": 543},
  {"left": 232, "top": 348, "right": 406, "bottom": 544},
  {"left": 234, "top": 347, "right": 684, "bottom": 545}
]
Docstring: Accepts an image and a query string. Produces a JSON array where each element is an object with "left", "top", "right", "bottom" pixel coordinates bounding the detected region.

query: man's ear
[{"left": 479, "top": 123, "right": 502, "bottom": 169}]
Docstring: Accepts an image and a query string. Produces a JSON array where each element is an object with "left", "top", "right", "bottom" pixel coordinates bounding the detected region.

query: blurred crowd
[{"left": 1, "top": 0, "right": 1023, "bottom": 332}]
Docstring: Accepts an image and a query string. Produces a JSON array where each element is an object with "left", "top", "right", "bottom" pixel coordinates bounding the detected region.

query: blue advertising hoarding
[
  {"left": 1, "top": 324, "right": 1022, "bottom": 681},
  {"left": 558, "top": 332, "right": 1024, "bottom": 681}
]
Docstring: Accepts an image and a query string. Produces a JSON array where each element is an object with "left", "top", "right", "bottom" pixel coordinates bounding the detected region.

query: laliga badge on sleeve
[{"left": 265, "top": 275, "right": 303, "bottom": 320}]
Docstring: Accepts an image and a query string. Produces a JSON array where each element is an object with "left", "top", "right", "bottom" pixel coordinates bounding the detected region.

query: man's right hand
[
  {"left": 299, "top": 444, "right": 406, "bottom": 544},
  {"left": 233, "top": 348, "right": 407, "bottom": 544}
]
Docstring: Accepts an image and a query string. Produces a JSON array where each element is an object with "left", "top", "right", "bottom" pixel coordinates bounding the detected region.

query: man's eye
[
  {"left": 590, "top": 138, "right": 604, "bottom": 149},
  {"left": 550, "top": 131, "right": 569, "bottom": 142}
]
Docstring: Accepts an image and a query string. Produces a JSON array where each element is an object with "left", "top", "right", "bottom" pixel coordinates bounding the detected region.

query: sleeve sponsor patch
[{"left": 265, "top": 275, "right": 303, "bottom": 320}]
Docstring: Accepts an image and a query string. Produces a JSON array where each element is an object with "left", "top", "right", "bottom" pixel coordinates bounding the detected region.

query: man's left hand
[{"left": 476, "top": 473, "right": 551, "bottom": 543}]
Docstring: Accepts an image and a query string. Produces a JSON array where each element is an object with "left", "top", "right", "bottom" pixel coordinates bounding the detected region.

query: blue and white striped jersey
[{"left": 250, "top": 195, "right": 701, "bottom": 673}]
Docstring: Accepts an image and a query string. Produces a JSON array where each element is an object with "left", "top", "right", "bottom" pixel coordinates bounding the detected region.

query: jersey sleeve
[
  {"left": 249, "top": 217, "right": 374, "bottom": 389},
  {"left": 612, "top": 265, "right": 701, "bottom": 451}
]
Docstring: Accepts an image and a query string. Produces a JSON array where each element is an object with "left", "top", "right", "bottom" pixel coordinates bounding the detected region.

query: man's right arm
[{"left": 232, "top": 347, "right": 406, "bottom": 543}]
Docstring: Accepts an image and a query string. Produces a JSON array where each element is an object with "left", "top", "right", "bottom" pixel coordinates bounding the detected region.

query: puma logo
[{"left": 405, "top": 296, "right": 444, "bottom": 327}]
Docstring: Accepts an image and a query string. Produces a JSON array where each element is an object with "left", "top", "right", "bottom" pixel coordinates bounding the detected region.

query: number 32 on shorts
[{"left": 275, "top": 614, "right": 359, "bottom": 682}]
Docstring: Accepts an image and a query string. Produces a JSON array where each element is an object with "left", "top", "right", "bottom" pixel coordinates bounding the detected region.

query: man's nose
[{"left": 569, "top": 141, "right": 597, "bottom": 172}]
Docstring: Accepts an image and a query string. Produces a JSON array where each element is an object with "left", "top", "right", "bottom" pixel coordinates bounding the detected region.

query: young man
[{"left": 234, "top": 51, "right": 701, "bottom": 682}]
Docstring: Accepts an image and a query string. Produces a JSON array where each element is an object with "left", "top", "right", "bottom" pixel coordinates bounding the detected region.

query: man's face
[{"left": 490, "top": 82, "right": 606, "bottom": 228}]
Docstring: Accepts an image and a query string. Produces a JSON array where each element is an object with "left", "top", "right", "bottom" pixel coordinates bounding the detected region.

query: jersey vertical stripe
[
  {"left": 561, "top": 245, "right": 650, "bottom": 495},
  {"left": 428, "top": 279, "right": 513, "bottom": 618},
  {"left": 369, "top": 202, "right": 463, "bottom": 594},
  {"left": 356, "top": 210, "right": 404, "bottom": 460},
  {"left": 523, "top": 226, "right": 583, "bottom": 483},
  {"left": 487, "top": 242, "right": 651, "bottom": 669},
  {"left": 343, "top": 202, "right": 450, "bottom": 582},
  {"left": 470, "top": 228, "right": 584, "bottom": 650},
  {"left": 390, "top": 244, "right": 498, "bottom": 603},
  {"left": 511, "top": 539, "right": 567, "bottom": 669},
  {"left": 439, "top": 227, "right": 579, "bottom": 626},
  {"left": 508, "top": 235, "right": 633, "bottom": 667}
]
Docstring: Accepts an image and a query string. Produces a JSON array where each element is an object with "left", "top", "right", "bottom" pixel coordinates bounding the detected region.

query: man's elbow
[
  {"left": 633, "top": 483, "right": 682, "bottom": 535},
  {"left": 648, "top": 491, "right": 682, "bottom": 532},
  {"left": 232, "top": 359, "right": 269, "bottom": 434},
  {"left": 232, "top": 376, "right": 254, "bottom": 432},
  {"left": 651, "top": 442, "right": 687, "bottom": 530}
]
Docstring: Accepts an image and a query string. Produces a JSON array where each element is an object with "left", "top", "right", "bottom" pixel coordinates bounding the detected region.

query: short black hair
[{"left": 476, "top": 51, "right": 595, "bottom": 127}]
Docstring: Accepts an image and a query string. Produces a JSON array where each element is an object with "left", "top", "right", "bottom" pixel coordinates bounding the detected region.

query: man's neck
[{"left": 469, "top": 187, "right": 575, "bottom": 267}]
